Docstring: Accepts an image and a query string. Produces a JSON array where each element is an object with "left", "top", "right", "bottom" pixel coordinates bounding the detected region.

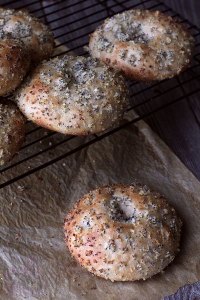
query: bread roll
[
  {"left": 64, "top": 184, "right": 182, "bottom": 281},
  {"left": 89, "top": 9, "right": 194, "bottom": 81},
  {"left": 16, "top": 55, "right": 128, "bottom": 135},
  {"left": 0, "top": 8, "right": 54, "bottom": 63}
]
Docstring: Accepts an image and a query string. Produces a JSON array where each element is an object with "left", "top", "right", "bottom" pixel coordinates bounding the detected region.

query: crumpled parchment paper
[{"left": 0, "top": 116, "right": 200, "bottom": 300}]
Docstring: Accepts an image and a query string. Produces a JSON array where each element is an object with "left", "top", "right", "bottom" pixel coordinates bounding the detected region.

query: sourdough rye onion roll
[
  {"left": 0, "top": 7, "right": 54, "bottom": 63},
  {"left": 89, "top": 9, "right": 194, "bottom": 81},
  {"left": 64, "top": 184, "right": 182, "bottom": 281},
  {"left": 16, "top": 55, "right": 128, "bottom": 135}
]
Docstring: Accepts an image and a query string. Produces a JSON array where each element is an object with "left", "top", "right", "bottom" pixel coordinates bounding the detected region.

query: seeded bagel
[
  {"left": 0, "top": 100, "right": 25, "bottom": 166},
  {"left": 0, "top": 38, "right": 30, "bottom": 96},
  {"left": 16, "top": 55, "right": 128, "bottom": 135},
  {"left": 0, "top": 7, "right": 54, "bottom": 63},
  {"left": 64, "top": 184, "right": 182, "bottom": 282},
  {"left": 89, "top": 9, "right": 194, "bottom": 81}
]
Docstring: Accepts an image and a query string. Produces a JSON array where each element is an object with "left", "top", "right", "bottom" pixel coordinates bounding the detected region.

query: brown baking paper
[{"left": 0, "top": 116, "right": 200, "bottom": 300}]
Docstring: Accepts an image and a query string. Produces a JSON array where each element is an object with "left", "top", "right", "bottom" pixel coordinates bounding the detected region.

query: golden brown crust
[
  {"left": 0, "top": 38, "right": 30, "bottom": 96},
  {"left": 64, "top": 184, "right": 182, "bottom": 282},
  {"left": 89, "top": 9, "right": 194, "bottom": 81},
  {"left": 0, "top": 99, "right": 25, "bottom": 166},
  {"left": 16, "top": 55, "right": 128, "bottom": 135},
  {"left": 0, "top": 7, "right": 54, "bottom": 63}
]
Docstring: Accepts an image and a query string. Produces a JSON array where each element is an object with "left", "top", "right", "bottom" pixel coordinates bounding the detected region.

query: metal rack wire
[{"left": 0, "top": 0, "right": 200, "bottom": 188}]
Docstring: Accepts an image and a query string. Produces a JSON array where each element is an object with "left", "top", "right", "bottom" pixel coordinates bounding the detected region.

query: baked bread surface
[
  {"left": 0, "top": 38, "right": 30, "bottom": 96},
  {"left": 89, "top": 9, "right": 194, "bottom": 81},
  {"left": 0, "top": 99, "right": 25, "bottom": 166},
  {"left": 0, "top": 7, "right": 54, "bottom": 63},
  {"left": 16, "top": 55, "right": 128, "bottom": 135},
  {"left": 64, "top": 184, "right": 182, "bottom": 281}
]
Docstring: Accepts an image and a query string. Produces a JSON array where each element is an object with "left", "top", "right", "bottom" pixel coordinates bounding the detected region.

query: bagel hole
[
  {"left": 115, "top": 23, "right": 150, "bottom": 44},
  {"left": 106, "top": 196, "right": 137, "bottom": 223}
]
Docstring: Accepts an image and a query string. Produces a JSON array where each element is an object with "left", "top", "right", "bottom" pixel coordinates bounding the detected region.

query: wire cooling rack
[{"left": 0, "top": 0, "right": 200, "bottom": 188}]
